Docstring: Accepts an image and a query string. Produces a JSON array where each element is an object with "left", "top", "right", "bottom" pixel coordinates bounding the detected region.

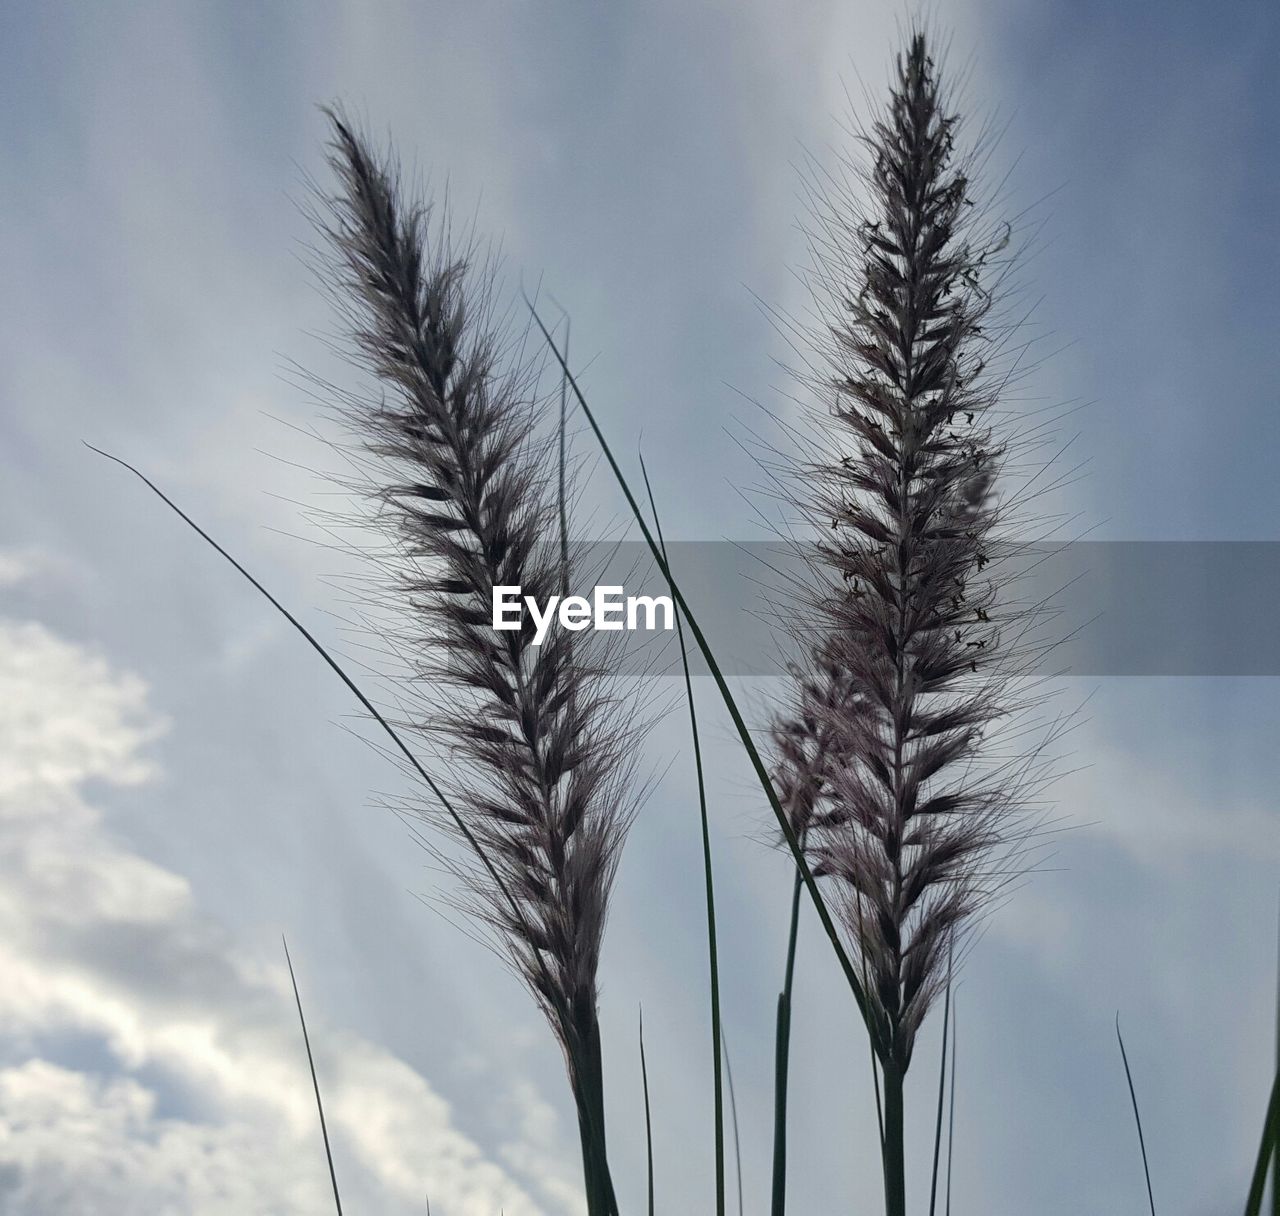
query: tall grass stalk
[
  {"left": 314, "top": 113, "right": 652, "bottom": 1215},
  {"left": 768, "top": 31, "right": 1062, "bottom": 1211}
]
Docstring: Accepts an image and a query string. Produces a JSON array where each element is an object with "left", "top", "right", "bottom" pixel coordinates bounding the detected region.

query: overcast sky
[{"left": 1, "top": 1, "right": 1277, "bottom": 1213}]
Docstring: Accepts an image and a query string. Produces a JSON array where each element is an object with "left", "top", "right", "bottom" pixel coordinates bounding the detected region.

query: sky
[{"left": 0, "top": 1, "right": 1277, "bottom": 1213}]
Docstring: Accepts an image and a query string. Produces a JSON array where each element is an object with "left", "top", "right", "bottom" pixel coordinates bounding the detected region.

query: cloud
[
  {"left": 0, "top": 607, "right": 578, "bottom": 1214},
  {"left": 0, "top": 551, "right": 46, "bottom": 589},
  {"left": 0, "top": 1060, "right": 323, "bottom": 1215},
  {"left": 0, "top": 548, "right": 82, "bottom": 604},
  {"left": 1064, "top": 735, "right": 1280, "bottom": 866}
]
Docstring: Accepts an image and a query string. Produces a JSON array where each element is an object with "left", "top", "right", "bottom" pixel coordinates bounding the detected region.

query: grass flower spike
[
  {"left": 774, "top": 33, "right": 1061, "bottom": 1213},
  {"left": 318, "top": 113, "right": 644, "bottom": 1216}
]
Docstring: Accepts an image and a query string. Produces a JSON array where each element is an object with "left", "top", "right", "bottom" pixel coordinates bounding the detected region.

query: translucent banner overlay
[{"left": 551, "top": 541, "right": 1280, "bottom": 677}]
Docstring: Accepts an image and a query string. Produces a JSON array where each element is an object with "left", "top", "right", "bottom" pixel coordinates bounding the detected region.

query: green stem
[
  {"left": 772, "top": 867, "right": 804, "bottom": 1216},
  {"left": 881, "top": 1057, "right": 907, "bottom": 1216},
  {"left": 572, "top": 1015, "right": 617, "bottom": 1216}
]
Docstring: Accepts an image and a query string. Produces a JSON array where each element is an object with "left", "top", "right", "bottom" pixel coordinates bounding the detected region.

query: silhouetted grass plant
[
  {"left": 763, "top": 35, "right": 1070, "bottom": 1214},
  {"left": 316, "top": 111, "right": 657, "bottom": 1216},
  {"left": 93, "top": 24, "right": 1280, "bottom": 1216}
]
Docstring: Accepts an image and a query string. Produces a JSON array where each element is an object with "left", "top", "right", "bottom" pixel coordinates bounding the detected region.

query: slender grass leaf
[
  {"left": 558, "top": 320, "right": 571, "bottom": 598},
  {"left": 87, "top": 445, "right": 617, "bottom": 1206},
  {"left": 1115, "top": 1014, "right": 1156, "bottom": 1216},
  {"left": 640, "top": 449, "right": 725, "bottom": 1216},
  {"left": 283, "top": 937, "right": 342, "bottom": 1215},
  {"left": 723, "top": 1035, "right": 745, "bottom": 1216},
  {"left": 88, "top": 447, "right": 535, "bottom": 962},
  {"left": 946, "top": 997, "right": 957, "bottom": 1216},
  {"left": 525, "top": 302, "right": 875, "bottom": 1040},
  {"left": 929, "top": 952, "right": 953, "bottom": 1216},
  {"left": 640, "top": 1008, "right": 655, "bottom": 1216}
]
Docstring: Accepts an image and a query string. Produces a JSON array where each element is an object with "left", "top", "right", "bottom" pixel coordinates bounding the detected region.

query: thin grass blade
[
  {"left": 283, "top": 937, "right": 343, "bottom": 1215},
  {"left": 525, "top": 303, "right": 875, "bottom": 1038},
  {"left": 723, "top": 1035, "right": 745, "bottom": 1216},
  {"left": 946, "top": 997, "right": 957, "bottom": 1216},
  {"left": 1116, "top": 1014, "right": 1157, "bottom": 1216},
  {"left": 86, "top": 446, "right": 537, "bottom": 957},
  {"left": 558, "top": 320, "right": 572, "bottom": 597},
  {"left": 639, "top": 449, "right": 725, "bottom": 1216},
  {"left": 87, "top": 445, "right": 614, "bottom": 1204},
  {"left": 929, "top": 954, "right": 954, "bottom": 1216},
  {"left": 639, "top": 1008, "right": 655, "bottom": 1216}
]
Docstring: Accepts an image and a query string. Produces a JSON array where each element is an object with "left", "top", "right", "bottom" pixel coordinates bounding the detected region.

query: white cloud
[
  {"left": 0, "top": 1060, "right": 324, "bottom": 1215},
  {"left": 0, "top": 606, "right": 579, "bottom": 1214},
  {"left": 0, "top": 551, "right": 47, "bottom": 590},
  {"left": 1063, "top": 733, "right": 1280, "bottom": 865}
]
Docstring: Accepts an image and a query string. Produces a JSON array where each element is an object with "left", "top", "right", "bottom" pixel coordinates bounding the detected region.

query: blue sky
[{"left": 0, "top": 1, "right": 1276, "bottom": 1213}]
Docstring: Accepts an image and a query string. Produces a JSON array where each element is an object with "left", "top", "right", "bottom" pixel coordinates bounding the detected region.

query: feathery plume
[
  {"left": 772, "top": 32, "right": 1064, "bottom": 1212},
  {"left": 315, "top": 111, "right": 642, "bottom": 1216}
]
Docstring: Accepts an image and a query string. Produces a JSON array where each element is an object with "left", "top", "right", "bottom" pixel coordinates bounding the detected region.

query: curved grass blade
[
  {"left": 87, "top": 446, "right": 522, "bottom": 936},
  {"left": 283, "top": 937, "right": 343, "bottom": 1215},
  {"left": 639, "top": 1008, "right": 655, "bottom": 1216},
  {"left": 1115, "top": 1014, "right": 1157, "bottom": 1216},
  {"left": 639, "top": 449, "right": 725, "bottom": 1216},
  {"left": 86, "top": 445, "right": 621, "bottom": 1212},
  {"left": 525, "top": 302, "right": 875, "bottom": 1040}
]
